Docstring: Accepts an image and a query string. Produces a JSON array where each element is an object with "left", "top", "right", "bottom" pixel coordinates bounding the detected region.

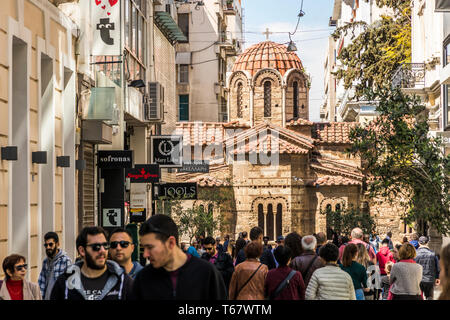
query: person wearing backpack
[
  {"left": 290, "top": 235, "right": 325, "bottom": 287},
  {"left": 265, "top": 246, "right": 305, "bottom": 300}
]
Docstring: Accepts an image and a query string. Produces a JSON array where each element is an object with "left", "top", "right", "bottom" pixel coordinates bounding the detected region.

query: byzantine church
[{"left": 175, "top": 41, "right": 394, "bottom": 240}]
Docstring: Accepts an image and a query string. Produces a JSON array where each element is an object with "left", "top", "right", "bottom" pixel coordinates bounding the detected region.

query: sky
[{"left": 242, "top": 0, "right": 335, "bottom": 121}]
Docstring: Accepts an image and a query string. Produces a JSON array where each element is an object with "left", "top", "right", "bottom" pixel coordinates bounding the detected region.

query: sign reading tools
[
  {"left": 153, "top": 183, "right": 197, "bottom": 200},
  {"left": 91, "top": 0, "right": 121, "bottom": 56}
]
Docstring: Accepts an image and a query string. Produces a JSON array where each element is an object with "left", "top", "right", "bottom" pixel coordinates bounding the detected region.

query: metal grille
[
  {"left": 237, "top": 82, "right": 243, "bottom": 118},
  {"left": 264, "top": 81, "right": 271, "bottom": 117}
]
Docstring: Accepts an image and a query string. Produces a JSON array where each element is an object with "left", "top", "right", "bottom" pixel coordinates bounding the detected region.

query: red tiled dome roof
[{"left": 232, "top": 41, "right": 303, "bottom": 76}]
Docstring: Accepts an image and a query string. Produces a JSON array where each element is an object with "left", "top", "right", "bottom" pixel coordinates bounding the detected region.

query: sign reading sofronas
[
  {"left": 91, "top": 0, "right": 121, "bottom": 56},
  {"left": 98, "top": 150, "right": 133, "bottom": 169}
]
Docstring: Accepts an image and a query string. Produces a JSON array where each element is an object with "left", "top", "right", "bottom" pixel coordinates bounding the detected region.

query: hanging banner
[{"left": 91, "top": 0, "right": 121, "bottom": 56}]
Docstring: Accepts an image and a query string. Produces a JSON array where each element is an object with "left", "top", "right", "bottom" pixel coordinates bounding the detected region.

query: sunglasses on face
[
  {"left": 44, "top": 243, "right": 55, "bottom": 248},
  {"left": 110, "top": 241, "right": 131, "bottom": 249},
  {"left": 15, "top": 264, "right": 28, "bottom": 271},
  {"left": 86, "top": 242, "right": 110, "bottom": 251},
  {"left": 204, "top": 247, "right": 214, "bottom": 251}
]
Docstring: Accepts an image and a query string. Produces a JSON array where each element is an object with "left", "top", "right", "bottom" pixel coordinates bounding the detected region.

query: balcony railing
[{"left": 391, "top": 63, "right": 425, "bottom": 89}]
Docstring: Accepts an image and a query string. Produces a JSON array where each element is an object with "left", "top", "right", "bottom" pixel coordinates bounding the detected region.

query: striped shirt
[{"left": 305, "top": 264, "right": 356, "bottom": 300}]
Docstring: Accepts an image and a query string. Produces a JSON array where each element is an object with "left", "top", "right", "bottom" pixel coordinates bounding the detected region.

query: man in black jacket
[
  {"left": 201, "top": 236, "right": 234, "bottom": 290},
  {"left": 50, "top": 226, "right": 133, "bottom": 300},
  {"left": 130, "top": 214, "right": 227, "bottom": 300},
  {"left": 235, "top": 226, "right": 276, "bottom": 269}
]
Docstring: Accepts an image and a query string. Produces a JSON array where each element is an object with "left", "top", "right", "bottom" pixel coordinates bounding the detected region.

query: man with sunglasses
[
  {"left": 38, "top": 232, "right": 72, "bottom": 300},
  {"left": 130, "top": 214, "right": 227, "bottom": 300},
  {"left": 201, "top": 236, "right": 234, "bottom": 290},
  {"left": 50, "top": 226, "right": 133, "bottom": 300},
  {"left": 108, "top": 228, "right": 143, "bottom": 279}
]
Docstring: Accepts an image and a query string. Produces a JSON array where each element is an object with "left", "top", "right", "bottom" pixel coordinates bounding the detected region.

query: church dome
[{"left": 232, "top": 41, "right": 303, "bottom": 76}]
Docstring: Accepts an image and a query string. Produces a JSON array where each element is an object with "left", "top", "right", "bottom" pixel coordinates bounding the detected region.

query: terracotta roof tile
[
  {"left": 308, "top": 175, "right": 362, "bottom": 187},
  {"left": 313, "top": 122, "right": 359, "bottom": 144},
  {"left": 175, "top": 122, "right": 226, "bottom": 146},
  {"left": 185, "top": 176, "right": 230, "bottom": 187},
  {"left": 232, "top": 41, "right": 304, "bottom": 76},
  {"left": 287, "top": 118, "right": 314, "bottom": 126}
]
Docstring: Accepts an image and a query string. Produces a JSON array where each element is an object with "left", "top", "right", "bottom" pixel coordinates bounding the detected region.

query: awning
[
  {"left": 436, "top": 0, "right": 450, "bottom": 12},
  {"left": 154, "top": 11, "right": 188, "bottom": 44}
]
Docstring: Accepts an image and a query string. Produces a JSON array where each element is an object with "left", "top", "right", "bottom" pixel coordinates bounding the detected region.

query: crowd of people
[{"left": 1, "top": 214, "right": 450, "bottom": 301}]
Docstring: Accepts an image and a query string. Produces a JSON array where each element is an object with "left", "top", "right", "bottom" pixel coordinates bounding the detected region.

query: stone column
[{"left": 282, "top": 84, "right": 286, "bottom": 127}]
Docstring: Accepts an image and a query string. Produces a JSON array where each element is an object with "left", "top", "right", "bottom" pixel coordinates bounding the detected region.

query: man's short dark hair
[
  {"left": 44, "top": 232, "right": 59, "bottom": 243},
  {"left": 250, "top": 227, "right": 263, "bottom": 241},
  {"left": 139, "top": 214, "right": 179, "bottom": 245},
  {"left": 241, "top": 231, "right": 248, "bottom": 238},
  {"left": 319, "top": 243, "right": 339, "bottom": 262},
  {"left": 273, "top": 246, "right": 292, "bottom": 267},
  {"left": 382, "top": 238, "right": 390, "bottom": 245},
  {"left": 109, "top": 227, "right": 134, "bottom": 243},
  {"left": 76, "top": 226, "right": 108, "bottom": 249},
  {"left": 203, "top": 236, "right": 216, "bottom": 246}
]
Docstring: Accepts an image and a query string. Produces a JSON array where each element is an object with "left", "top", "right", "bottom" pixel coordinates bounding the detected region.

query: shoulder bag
[
  {"left": 269, "top": 270, "right": 297, "bottom": 300},
  {"left": 234, "top": 263, "right": 263, "bottom": 299}
]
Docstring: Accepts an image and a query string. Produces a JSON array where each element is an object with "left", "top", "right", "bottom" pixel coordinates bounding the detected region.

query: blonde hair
[
  {"left": 384, "top": 261, "right": 394, "bottom": 275},
  {"left": 355, "top": 243, "right": 370, "bottom": 268}
]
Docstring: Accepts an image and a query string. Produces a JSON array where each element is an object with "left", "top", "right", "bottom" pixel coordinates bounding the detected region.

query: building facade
[
  {"left": 324, "top": 0, "right": 389, "bottom": 123},
  {"left": 175, "top": 41, "right": 407, "bottom": 242},
  {"left": 393, "top": 0, "right": 450, "bottom": 250},
  {"left": 0, "top": 0, "right": 78, "bottom": 280},
  {"left": 175, "top": 0, "right": 243, "bottom": 123}
]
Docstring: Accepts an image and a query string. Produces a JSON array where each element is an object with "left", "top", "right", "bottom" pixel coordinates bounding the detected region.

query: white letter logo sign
[{"left": 91, "top": 0, "right": 121, "bottom": 56}]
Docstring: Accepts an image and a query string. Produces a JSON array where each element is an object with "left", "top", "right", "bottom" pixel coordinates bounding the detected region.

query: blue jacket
[
  {"left": 410, "top": 240, "right": 420, "bottom": 249},
  {"left": 415, "top": 246, "right": 440, "bottom": 282}
]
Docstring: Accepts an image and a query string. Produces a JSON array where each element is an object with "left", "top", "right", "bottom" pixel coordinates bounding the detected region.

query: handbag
[{"left": 269, "top": 270, "right": 297, "bottom": 300}]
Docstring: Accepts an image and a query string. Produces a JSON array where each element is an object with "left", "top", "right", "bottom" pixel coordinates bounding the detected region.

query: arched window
[
  {"left": 237, "top": 82, "right": 243, "bottom": 118},
  {"left": 293, "top": 81, "right": 299, "bottom": 119},
  {"left": 326, "top": 204, "right": 332, "bottom": 213},
  {"left": 264, "top": 81, "right": 272, "bottom": 117},
  {"left": 335, "top": 203, "right": 341, "bottom": 212},
  {"left": 199, "top": 204, "right": 205, "bottom": 213},
  {"left": 208, "top": 204, "right": 214, "bottom": 215},
  {"left": 276, "top": 204, "right": 282, "bottom": 239},
  {"left": 258, "top": 204, "right": 264, "bottom": 231},
  {"left": 267, "top": 204, "right": 274, "bottom": 240}
]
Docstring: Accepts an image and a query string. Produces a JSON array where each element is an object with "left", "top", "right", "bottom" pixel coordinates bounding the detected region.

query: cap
[
  {"left": 419, "top": 236, "right": 428, "bottom": 245},
  {"left": 277, "top": 236, "right": 285, "bottom": 242}
]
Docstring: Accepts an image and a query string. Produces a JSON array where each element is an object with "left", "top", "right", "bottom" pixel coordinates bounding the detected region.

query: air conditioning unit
[{"left": 146, "top": 82, "right": 165, "bottom": 121}]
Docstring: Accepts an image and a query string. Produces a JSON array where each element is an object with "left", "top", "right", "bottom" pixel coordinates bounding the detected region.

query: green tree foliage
[
  {"left": 160, "top": 183, "right": 235, "bottom": 243},
  {"left": 348, "top": 88, "right": 450, "bottom": 234},
  {"left": 322, "top": 205, "right": 376, "bottom": 237},
  {"left": 332, "top": 0, "right": 411, "bottom": 99}
]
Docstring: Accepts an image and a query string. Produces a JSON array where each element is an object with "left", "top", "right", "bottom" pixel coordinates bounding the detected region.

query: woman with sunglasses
[{"left": 0, "top": 254, "right": 42, "bottom": 300}]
